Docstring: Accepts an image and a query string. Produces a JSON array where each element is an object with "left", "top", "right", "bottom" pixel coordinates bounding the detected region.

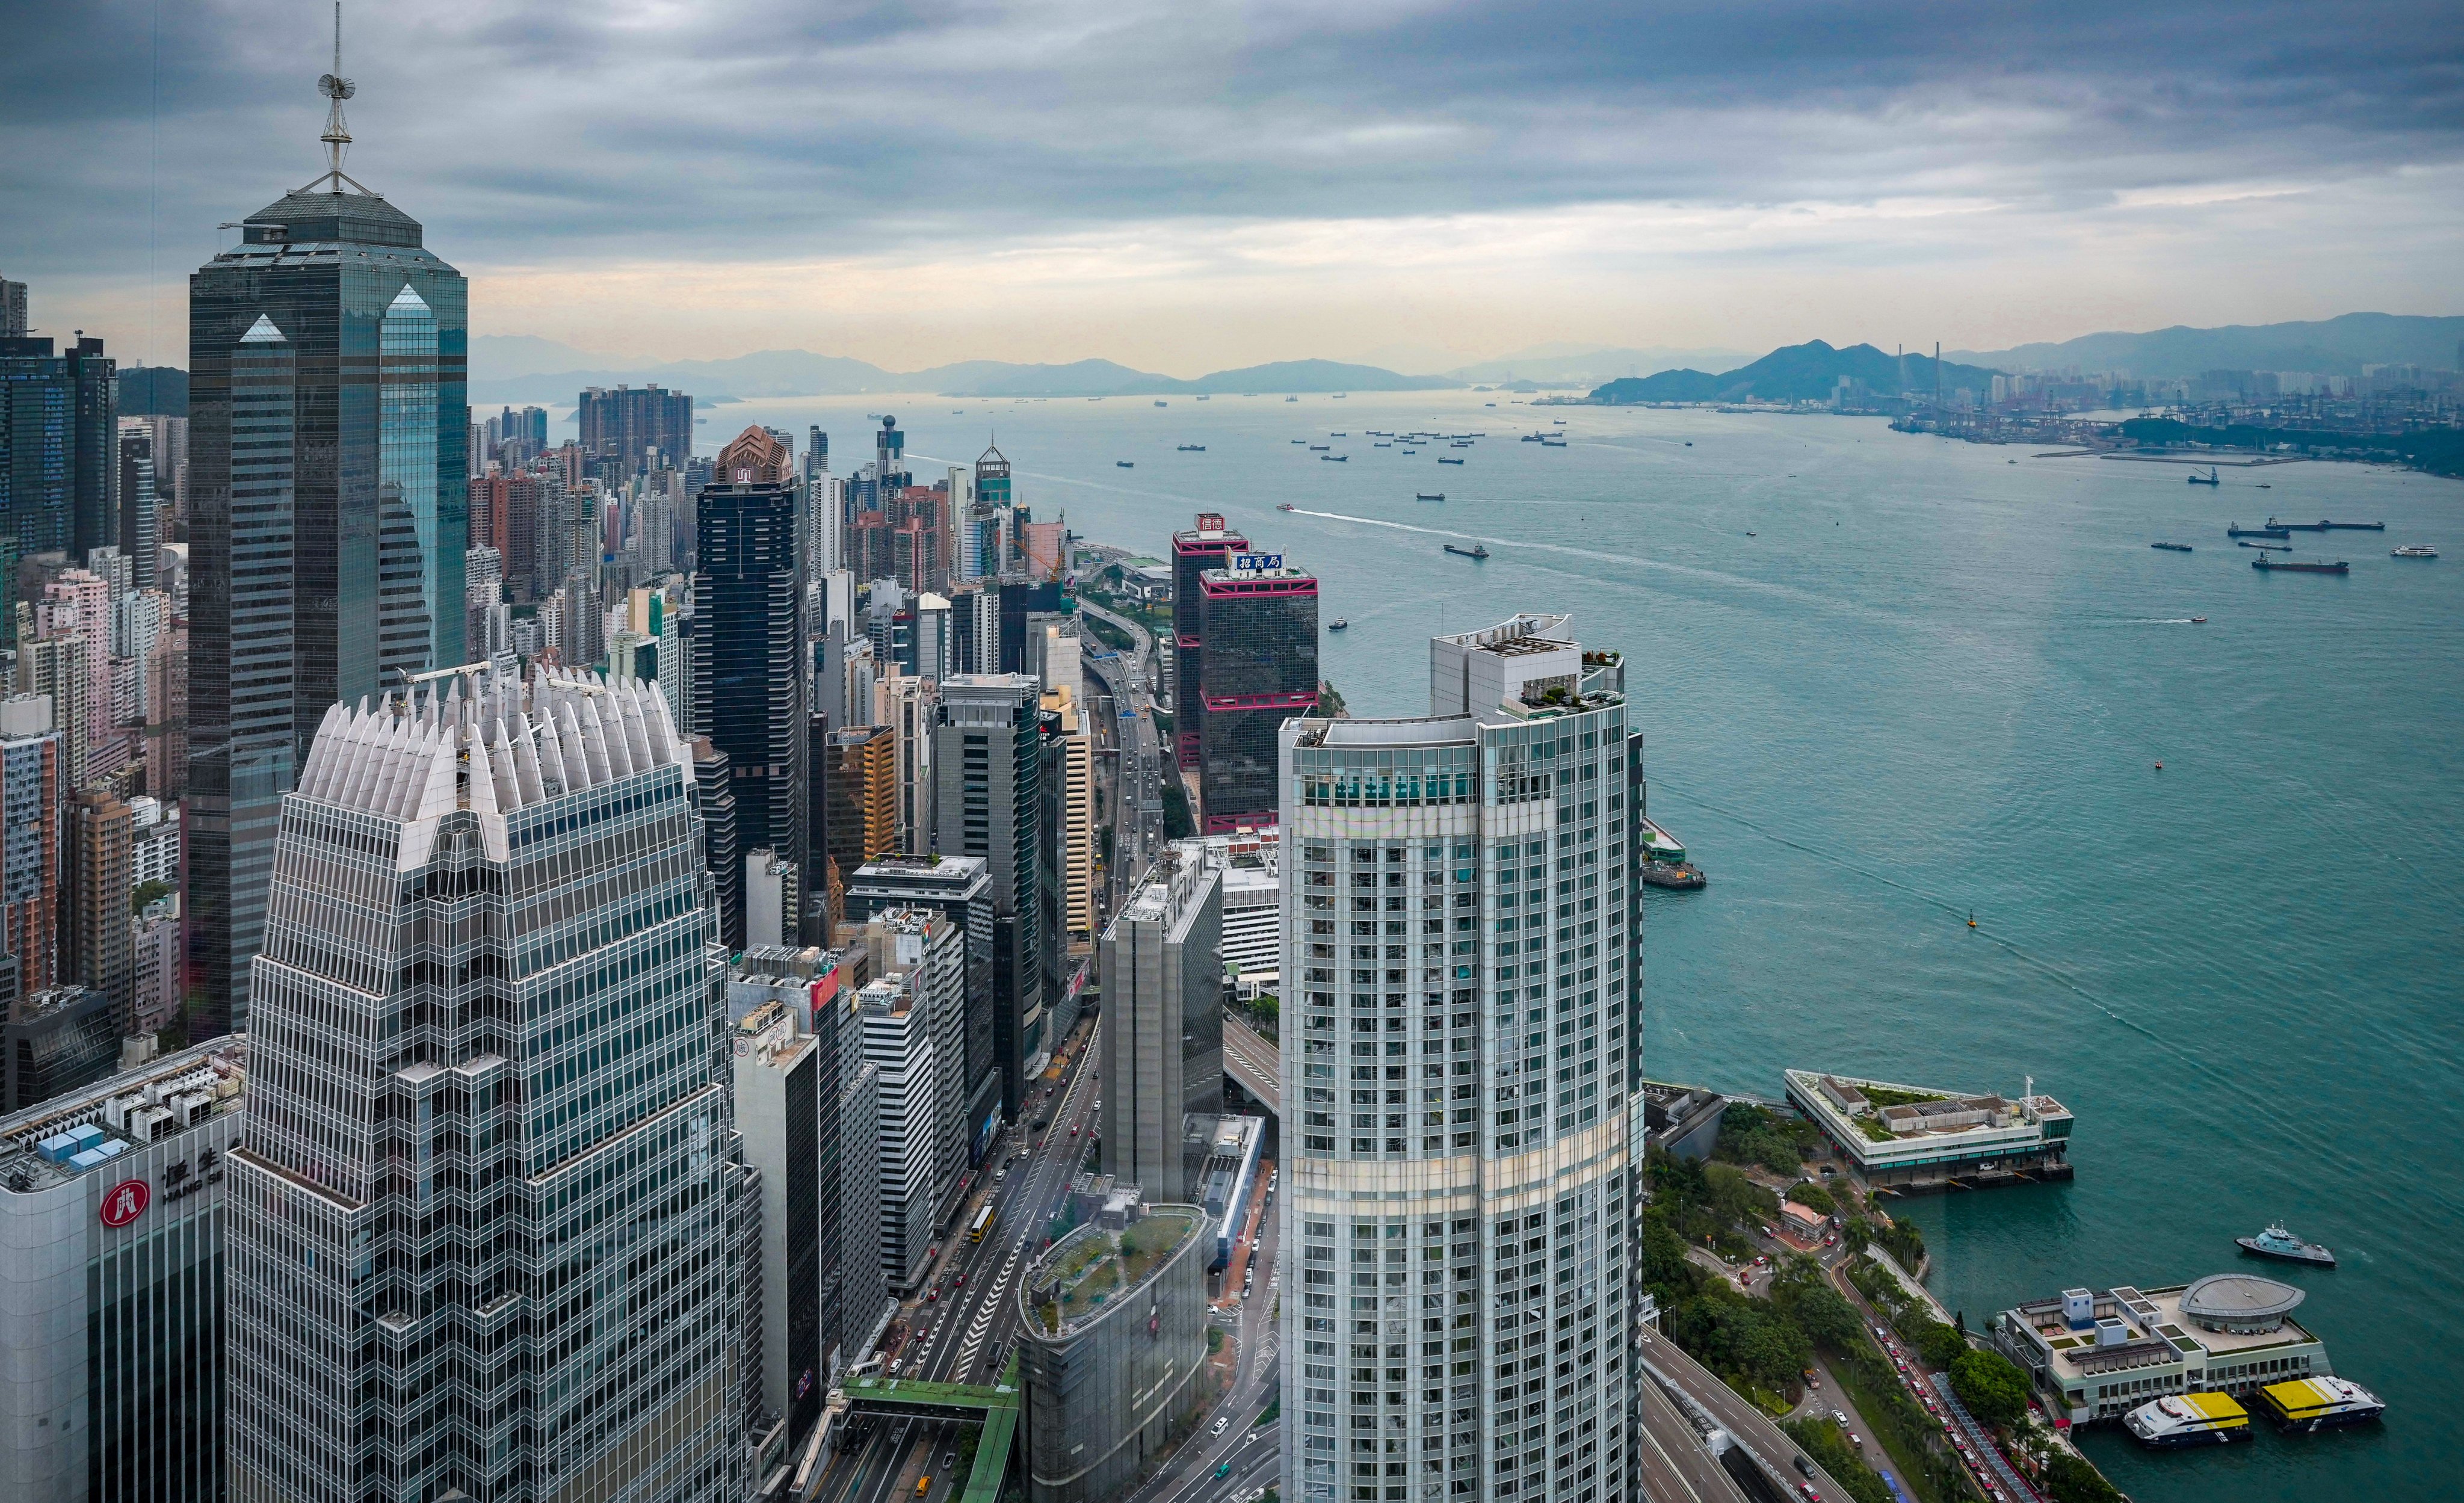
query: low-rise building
[
  {"left": 1785, "top": 1068, "right": 2073, "bottom": 1190},
  {"left": 1016, "top": 1196, "right": 1210, "bottom": 1503},
  {"left": 1993, "top": 1275, "right": 2332, "bottom": 1423}
]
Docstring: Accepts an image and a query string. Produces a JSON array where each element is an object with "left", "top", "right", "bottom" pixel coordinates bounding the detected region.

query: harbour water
[{"left": 685, "top": 389, "right": 2462, "bottom": 1503}]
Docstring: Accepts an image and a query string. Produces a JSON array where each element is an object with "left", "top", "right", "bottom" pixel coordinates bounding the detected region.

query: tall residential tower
[{"left": 1277, "top": 614, "right": 1644, "bottom": 1503}]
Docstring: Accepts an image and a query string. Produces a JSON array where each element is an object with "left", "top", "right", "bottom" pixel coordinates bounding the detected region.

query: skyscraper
[
  {"left": 933, "top": 674, "right": 1045, "bottom": 1120},
  {"left": 227, "top": 665, "right": 750, "bottom": 1501},
  {"left": 1169, "top": 514, "right": 1243, "bottom": 770},
  {"left": 1099, "top": 853, "right": 1222, "bottom": 1199},
  {"left": 0, "top": 695, "right": 63, "bottom": 995},
  {"left": 1277, "top": 614, "right": 1644, "bottom": 1503},
  {"left": 845, "top": 854, "right": 998, "bottom": 1162},
  {"left": 1194, "top": 549, "right": 1318, "bottom": 832},
  {"left": 694, "top": 427, "right": 807, "bottom": 937},
  {"left": 823, "top": 722, "right": 896, "bottom": 878},
  {"left": 186, "top": 49, "right": 465, "bottom": 1035},
  {"left": 0, "top": 331, "right": 117, "bottom": 566},
  {"left": 68, "top": 788, "right": 133, "bottom": 1029},
  {"left": 577, "top": 384, "right": 693, "bottom": 477}
]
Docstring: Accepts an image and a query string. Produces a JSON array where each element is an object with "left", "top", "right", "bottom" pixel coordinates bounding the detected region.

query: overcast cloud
[{"left": 4, "top": 0, "right": 2458, "bottom": 370}]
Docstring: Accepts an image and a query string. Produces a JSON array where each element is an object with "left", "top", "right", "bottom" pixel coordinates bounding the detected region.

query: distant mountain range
[
  {"left": 1589, "top": 341, "right": 1999, "bottom": 405},
  {"left": 1952, "top": 313, "right": 2464, "bottom": 379},
  {"left": 1445, "top": 344, "right": 1757, "bottom": 386},
  {"left": 465, "top": 342, "right": 1456, "bottom": 405}
]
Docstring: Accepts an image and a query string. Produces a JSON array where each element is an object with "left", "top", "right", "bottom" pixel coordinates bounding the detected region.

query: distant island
[{"left": 1588, "top": 340, "right": 1999, "bottom": 406}]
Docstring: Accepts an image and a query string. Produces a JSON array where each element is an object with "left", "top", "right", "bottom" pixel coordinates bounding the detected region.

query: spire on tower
[{"left": 303, "top": 2, "right": 374, "bottom": 196}]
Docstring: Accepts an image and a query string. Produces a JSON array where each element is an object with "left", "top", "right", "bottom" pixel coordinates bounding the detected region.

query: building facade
[
  {"left": 694, "top": 428, "right": 808, "bottom": 940},
  {"left": 933, "top": 674, "right": 1045, "bottom": 1120},
  {"left": 0, "top": 1037, "right": 247, "bottom": 1503},
  {"left": 1168, "top": 514, "right": 1243, "bottom": 770},
  {"left": 1, "top": 695, "right": 63, "bottom": 995},
  {"left": 1195, "top": 555, "right": 1317, "bottom": 833},
  {"left": 1277, "top": 614, "right": 1645, "bottom": 1503},
  {"left": 0, "top": 332, "right": 117, "bottom": 566},
  {"left": 1016, "top": 1200, "right": 1210, "bottom": 1503},
  {"left": 845, "top": 854, "right": 997, "bottom": 1157},
  {"left": 188, "top": 143, "right": 468, "bottom": 1035},
  {"left": 576, "top": 384, "right": 693, "bottom": 477},
  {"left": 1098, "top": 854, "right": 1223, "bottom": 1200},
  {"left": 226, "top": 667, "right": 749, "bottom": 1502}
]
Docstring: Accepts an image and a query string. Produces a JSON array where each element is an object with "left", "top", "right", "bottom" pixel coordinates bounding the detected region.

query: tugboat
[
  {"left": 2125, "top": 1393, "right": 2252, "bottom": 1448},
  {"left": 1276, "top": 503, "right": 1297, "bottom": 512},
  {"left": 1327, "top": 618, "right": 1348, "bottom": 631},
  {"left": 1443, "top": 543, "right": 1489, "bottom": 560},
  {"left": 2238, "top": 1221, "right": 2336, "bottom": 1267}
]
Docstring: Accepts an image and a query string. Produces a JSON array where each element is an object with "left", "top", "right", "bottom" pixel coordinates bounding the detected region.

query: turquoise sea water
[{"left": 700, "top": 390, "right": 2463, "bottom": 1503}]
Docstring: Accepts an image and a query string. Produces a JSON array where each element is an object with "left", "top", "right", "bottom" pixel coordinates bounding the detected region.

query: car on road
[
  {"left": 1848, "top": 1434, "right": 1862, "bottom": 1449},
  {"left": 916, "top": 1479, "right": 930, "bottom": 1497},
  {"left": 1792, "top": 1455, "right": 1814, "bottom": 1477},
  {"left": 945, "top": 1452, "right": 957, "bottom": 1472},
  {"left": 1216, "top": 1463, "right": 1232, "bottom": 1479},
  {"left": 927, "top": 1289, "right": 939, "bottom": 1302},
  {"left": 1831, "top": 1410, "right": 1848, "bottom": 1426},
  {"left": 1212, "top": 1416, "right": 1231, "bottom": 1436}
]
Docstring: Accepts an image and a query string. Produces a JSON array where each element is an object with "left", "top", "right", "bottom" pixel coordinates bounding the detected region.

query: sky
[{"left": 4, "top": 0, "right": 2460, "bottom": 374}]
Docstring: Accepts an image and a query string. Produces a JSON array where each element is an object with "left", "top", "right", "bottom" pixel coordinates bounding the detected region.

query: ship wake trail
[{"left": 1649, "top": 776, "right": 2464, "bottom": 1227}]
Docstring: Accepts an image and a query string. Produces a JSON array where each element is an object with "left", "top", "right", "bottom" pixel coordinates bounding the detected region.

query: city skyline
[{"left": 3, "top": 2, "right": 2459, "bottom": 375}]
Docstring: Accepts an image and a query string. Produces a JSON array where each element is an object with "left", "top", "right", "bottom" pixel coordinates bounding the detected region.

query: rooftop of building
[
  {"left": 5, "top": 984, "right": 106, "bottom": 1026},
  {"left": 1026, "top": 1205, "right": 1202, "bottom": 1336},
  {"left": 0, "top": 1037, "right": 247, "bottom": 1196},
  {"left": 1434, "top": 612, "right": 1576, "bottom": 656},
  {"left": 853, "top": 851, "right": 987, "bottom": 878},
  {"left": 2006, "top": 1280, "right": 2320, "bottom": 1377},
  {"left": 1787, "top": 1068, "right": 2070, "bottom": 1147},
  {"left": 1291, "top": 712, "right": 1481, "bottom": 750}
]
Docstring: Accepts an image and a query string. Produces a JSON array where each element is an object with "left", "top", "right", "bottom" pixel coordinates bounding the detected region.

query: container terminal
[{"left": 1783, "top": 1069, "right": 2073, "bottom": 1193}]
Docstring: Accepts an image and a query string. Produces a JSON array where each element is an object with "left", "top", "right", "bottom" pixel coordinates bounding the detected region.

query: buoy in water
[
  {"left": 2155, "top": 762, "right": 2163, "bottom": 770},
  {"left": 1967, "top": 912, "right": 1977, "bottom": 929}
]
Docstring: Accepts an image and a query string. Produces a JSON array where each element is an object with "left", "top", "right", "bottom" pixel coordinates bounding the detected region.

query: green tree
[
  {"left": 1950, "top": 1350, "right": 2031, "bottom": 1430},
  {"left": 1839, "top": 1216, "right": 1873, "bottom": 1254},
  {"left": 2042, "top": 1452, "right": 2124, "bottom": 1503},
  {"left": 1780, "top": 1283, "right": 1866, "bottom": 1356},
  {"left": 1913, "top": 1321, "right": 1969, "bottom": 1371},
  {"left": 1786, "top": 1181, "right": 1836, "bottom": 1215}
]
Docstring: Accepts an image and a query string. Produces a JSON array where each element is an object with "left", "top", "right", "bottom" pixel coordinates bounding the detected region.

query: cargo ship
[
  {"left": 2392, "top": 544, "right": 2438, "bottom": 558},
  {"left": 2228, "top": 523, "right": 2292, "bottom": 539},
  {"left": 2151, "top": 542, "right": 2194, "bottom": 552},
  {"left": 1438, "top": 457, "right": 1465, "bottom": 465},
  {"left": 2239, "top": 540, "right": 2293, "bottom": 551},
  {"left": 2123, "top": 1392, "right": 2251, "bottom": 1448},
  {"left": 2237, "top": 1221, "right": 2335, "bottom": 1267},
  {"left": 2255, "top": 1377, "right": 2385, "bottom": 1432},
  {"left": 2252, "top": 557, "right": 2348, "bottom": 573},
  {"left": 2270, "top": 517, "right": 2385, "bottom": 531},
  {"left": 1178, "top": 443, "right": 1205, "bottom": 451},
  {"left": 1321, "top": 453, "right": 1347, "bottom": 462},
  {"left": 1443, "top": 543, "right": 1488, "bottom": 560},
  {"left": 2188, "top": 466, "right": 2221, "bottom": 485},
  {"left": 1417, "top": 492, "right": 1446, "bottom": 501}
]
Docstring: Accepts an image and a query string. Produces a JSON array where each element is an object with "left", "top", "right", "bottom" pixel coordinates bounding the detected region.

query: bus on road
[{"left": 970, "top": 1205, "right": 995, "bottom": 1244}]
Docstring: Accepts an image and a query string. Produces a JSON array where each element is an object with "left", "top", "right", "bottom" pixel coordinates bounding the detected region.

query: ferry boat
[
  {"left": 2151, "top": 542, "right": 2194, "bottom": 552},
  {"left": 2392, "top": 544, "right": 2438, "bottom": 558},
  {"left": 2238, "top": 1221, "right": 2335, "bottom": 1267},
  {"left": 2255, "top": 1377, "right": 2385, "bottom": 1432},
  {"left": 2124, "top": 1392, "right": 2251, "bottom": 1448},
  {"left": 1438, "top": 457, "right": 1465, "bottom": 465},
  {"left": 1417, "top": 492, "right": 1445, "bottom": 501},
  {"left": 2188, "top": 466, "right": 2221, "bottom": 486},
  {"left": 2252, "top": 557, "right": 2348, "bottom": 573},
  {"left": 2227, "top": 523, "right": 2292, "bottom": 539},
  {"left": 1178, "top": 443, "right": 1206, "bottom": 451},
  {"left": 1443, "top": 543, "right": 1487, "bottom": 559},
  {"left": 1276, "top": 503, "right": 1296, "bottom": 511}
]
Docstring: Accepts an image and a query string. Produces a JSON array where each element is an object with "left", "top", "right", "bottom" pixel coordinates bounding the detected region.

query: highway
[
  {"left": 1123, "top": 1153, "right": 1282, "bottom": 1503},
  {"left": 1218, "top": 1012, "right": 1280, "bottom": 1116},
  {"left": 1079, "top": 595, "right": 1166, "bottom": 907},
  {"left": 804, "top": 1015, "right": 1107, "bottom": 1503},
  {"left": 1642, "top": 1328, "right": 1861, "bottom": 1503}
]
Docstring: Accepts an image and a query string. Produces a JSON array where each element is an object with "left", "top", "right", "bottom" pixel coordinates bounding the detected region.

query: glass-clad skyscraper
[
  {"left": 1195, "top": 556, "right": 1318, "bottom": 832},
  {"left": 226, "top": 666, "right": 749, "bottom": 1502},
  {"left": 1277, "top": 614, "right": 1645, "bottom": 1503},
  {"left": 188, "top": 130, "right": 467, "bottom": 1035}
]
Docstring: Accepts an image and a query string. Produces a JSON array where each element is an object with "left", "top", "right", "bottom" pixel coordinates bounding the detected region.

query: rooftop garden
[
  {"left": 1032, "top": 1212, "right": 1196, "bottom": 1332},
  {"left": 1857, "top": 1085, "right": 1952, "bottom": 1109}
]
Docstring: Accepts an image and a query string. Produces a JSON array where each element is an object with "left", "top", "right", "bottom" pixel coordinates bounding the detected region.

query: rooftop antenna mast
[{"left": 305, "top": 2, "right": 374, "bottom": 195}]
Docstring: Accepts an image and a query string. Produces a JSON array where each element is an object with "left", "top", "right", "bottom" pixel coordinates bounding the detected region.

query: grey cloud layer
[{"left": 3, "top": 0, "right": 2459, "bottom": 285}]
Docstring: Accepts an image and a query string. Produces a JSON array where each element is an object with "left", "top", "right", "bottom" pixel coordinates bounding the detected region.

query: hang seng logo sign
[{"left": 100, "top": 1179, "right": 150, "bottom": 1228}]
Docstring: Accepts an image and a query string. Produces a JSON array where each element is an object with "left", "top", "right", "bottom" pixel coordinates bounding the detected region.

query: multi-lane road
[{"left": 805, "top": 1016, "right": 1107, "bottom": 1503}]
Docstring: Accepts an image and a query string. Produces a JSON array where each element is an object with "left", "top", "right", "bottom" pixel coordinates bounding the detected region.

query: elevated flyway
[
  {"left": 1221, "top": 1011, "right": 1280, "bottom": 1115},
  {"left": 841, "top": 1368, "right": 1020, "bottom": 1503}
]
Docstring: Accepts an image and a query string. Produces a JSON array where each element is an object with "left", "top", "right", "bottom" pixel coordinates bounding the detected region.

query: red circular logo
[{"left": 99, "top": 1179, "right": 150, "bottom": 1228}]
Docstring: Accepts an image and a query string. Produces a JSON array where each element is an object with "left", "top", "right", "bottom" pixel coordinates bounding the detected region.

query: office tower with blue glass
[
  {"left": 226, "top": 665, "right": 749, "bottom": 1502},
  {"left": 185, "top": 46, "right": 466, "bottom": 1035},
  {"left": 1279, "top": 614, "right": 1645, "bottom": 1503}
]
